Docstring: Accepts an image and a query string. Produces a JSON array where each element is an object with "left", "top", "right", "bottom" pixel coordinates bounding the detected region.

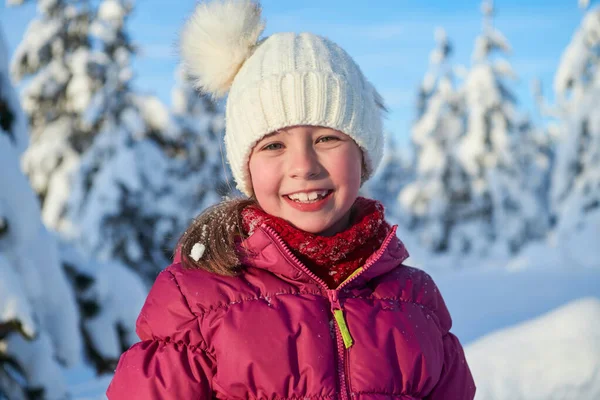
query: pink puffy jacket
[{"left": 107, "top": 224, "right": 475, "bottom": 399}]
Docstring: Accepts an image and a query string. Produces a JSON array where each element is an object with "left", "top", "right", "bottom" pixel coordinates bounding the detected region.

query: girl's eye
[
  {"left": 317, "top": 136, "right": 340, "bottom": 143},
  {"left": 262, "top": 142, "right": 283, "bottom": 151}
]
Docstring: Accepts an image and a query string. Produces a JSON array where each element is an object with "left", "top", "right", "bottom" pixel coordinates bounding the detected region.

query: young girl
[{"left": 107, "top": 1, "right": 475, "bottom": 399}]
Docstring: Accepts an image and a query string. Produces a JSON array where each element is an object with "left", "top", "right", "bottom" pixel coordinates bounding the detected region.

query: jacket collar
[{"left": 240, "top": 224, "right": 410, "bottom": 289}]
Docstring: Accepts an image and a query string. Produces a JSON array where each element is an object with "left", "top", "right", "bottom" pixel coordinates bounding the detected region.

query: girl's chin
[
  {"left": 286, "top": 215, "right": 348, "bottom": 236},
  {"left": 281, "top": 205, "right": 352, "bottom": 235},
  {"left": 288, "top": 220, "right": 332, "bottom": 234}
]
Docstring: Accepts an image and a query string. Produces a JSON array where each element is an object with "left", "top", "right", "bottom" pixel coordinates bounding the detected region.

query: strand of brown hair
[{"left": 176, "top": 197, "right": 258, "bottom": 276}]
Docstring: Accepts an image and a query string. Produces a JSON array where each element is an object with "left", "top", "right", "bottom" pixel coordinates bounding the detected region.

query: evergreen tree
[
  {"left": 2, "top": 18, "right": 147, "bottom": 392},
  {"left": 549, "top": 1, "right": 600, "bottom": 266},
  {"left": 453, "top": 0, "right": 549, "bottom": 256},
  {"left": 63, "top": 0, "right": 226, "bottom": 282},
  {"left": 9, "top": 0, "right": 101, "bottom": 232},
  {"left": 399, "top": 28, "right": 471, "bottom": 252},
  {"left": 60, "top": 240, "right": 147, "bottom": 375},
  {"left": 1, "top": 25, "right": 80, "bottom": 400},
  {"left": 63, "top": 0, "right": 184, "bottom": 282},
  {"left": 168, "top": 65, "right": 230, "bottom": 230}
]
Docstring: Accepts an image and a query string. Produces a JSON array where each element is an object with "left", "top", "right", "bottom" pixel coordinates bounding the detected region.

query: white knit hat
[{"left": 180, "top": 0, "right": 386, "bottom": 196}]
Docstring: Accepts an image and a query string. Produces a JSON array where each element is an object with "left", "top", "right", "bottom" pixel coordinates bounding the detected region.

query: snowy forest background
[{"left": 1, "top": 0, "right": 599, "bottom": 399}]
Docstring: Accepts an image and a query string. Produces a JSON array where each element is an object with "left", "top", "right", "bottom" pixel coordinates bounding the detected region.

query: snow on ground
[{"left": 466, "top": 297, "right": 600, "bottom": 400}]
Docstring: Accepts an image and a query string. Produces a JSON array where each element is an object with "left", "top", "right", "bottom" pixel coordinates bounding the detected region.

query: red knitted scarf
[{"left": 241, "top": 197, "right": 392, "bottom": 288}]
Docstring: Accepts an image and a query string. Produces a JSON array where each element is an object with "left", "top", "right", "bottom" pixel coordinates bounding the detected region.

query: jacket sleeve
[
  {"left": 416, "top": 270, "right": 476, "bottom": 400},
  {"left": 425, "top": 331, "right": 475, "bottom": 400},
  {"left": 106, "top": 266, "right": 215, "bottom": 399}
]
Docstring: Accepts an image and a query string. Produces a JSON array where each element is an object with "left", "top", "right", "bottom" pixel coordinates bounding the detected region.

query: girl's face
[{"left": 249, "top": 125, "right": 363, "bottom": 236}]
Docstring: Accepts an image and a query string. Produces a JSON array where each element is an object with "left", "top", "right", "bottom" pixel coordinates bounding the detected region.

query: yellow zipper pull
[
  {"left": 328, "top": 290, "right": 354, "bottom": 349},
  {"left": 333, "top": 309, "right": 354, "bottom": 349}
]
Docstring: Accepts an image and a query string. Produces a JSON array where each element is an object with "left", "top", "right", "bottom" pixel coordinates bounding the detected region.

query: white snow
[
  {"left": 10, "top": 18, "right": 62, "bottom": 80},
  {"left": 133, "top": 93, "right": 181, "bottom": 139},
  {"left": 2, "top": 27, "right": 81, "bottom": 398},
  {"left": 0, "top": 160, "right": 78, "bottom": 394},
  {"left": 466, "top": 297, "right": 600, "bottom": 400},
  {"left": 400, "top": 10, "right": 549, "bottom": 257},
  {"left": 190, "top": 242, "right": 206, "bottom": 261},
  {"left": 98, "top": 0, "right": 126, "bottom": 24},
  {"left": 549, "top": 5, "right": 600, "bottom": 270},
  {"left": 0, "top": 254, "right": 36, "bottom": 338},
  {"left": 82, "top": 259, "right": 147, "bottom": 359},
  {"left": 6, "top": 332, "right": 70, "bottom": 399}
]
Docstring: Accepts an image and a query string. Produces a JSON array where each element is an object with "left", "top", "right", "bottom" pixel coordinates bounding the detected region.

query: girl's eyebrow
[
  {"left": 257, "top": 127, "right": 330, "bottom": 145},
  {"left": 262, "top": 129, "right": 285, "bottom": 139},
  {"left": 257, "top": 129, "right": 288, "bottom": 144},
  {"left": 254, "top": 131, "right": 283, "bottom": 149},
  {"left": 272, "top": 129, "right": 291, "bottom": 136}
]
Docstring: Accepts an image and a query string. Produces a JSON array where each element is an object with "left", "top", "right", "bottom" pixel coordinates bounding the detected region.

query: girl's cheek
[
  {"left": 250, "top": 159, "right": 279, "bottom": 192},
  {"left": 253, "top": 158, "right": 279, "bottom": 178}
]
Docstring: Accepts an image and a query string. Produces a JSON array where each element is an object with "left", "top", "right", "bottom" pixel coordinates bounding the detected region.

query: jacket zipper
[
  {"left": 334, "top": 225, "right": 398, "bottom": 292},
  {"left": 330, "top": 225, "right": 398, "bottom": 400},
  {"left": 327, "top": 288, "right": 351, "bottom": 400},
  {"left": 259, "top": 224, "right": 398, "bottom": 400}
]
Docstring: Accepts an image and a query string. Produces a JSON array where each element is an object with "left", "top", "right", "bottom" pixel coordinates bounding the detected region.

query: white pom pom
[{"left": 180, "top": 0, "right": 265, "bottom": 98}]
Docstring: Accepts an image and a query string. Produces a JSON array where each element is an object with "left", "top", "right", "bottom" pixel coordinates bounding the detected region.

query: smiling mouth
[{"left": 283, "top": 190, "right": 333, "bottom": 203}]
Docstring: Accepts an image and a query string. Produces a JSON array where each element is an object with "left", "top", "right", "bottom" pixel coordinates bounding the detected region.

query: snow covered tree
[
  {"left": 10, "top": 0, "right": 226, "bottom": 284},
  {"left": 60, "top": 241, "right": 147, "bottom": 374},
  {"left": 169, "top": 65, "right": 230, "bottom": 226},
  {"left": 451, "top": 0, "right": 550, "bottom": 257},
  {"left": 399, "top": 28, "right": 472, "bottom": 252},
  {"left": 8, "top": 0, "right": 103, "bottom": 233},
  {"left": 2, "top": 22, "right": 147, "bottom": 396},
  {"left": 548, "top": 1, "right": 600, "bottom": 267},
  {"left": 1, "top": 25, "right": 81, "bottom": 399},
  {"left": 62, "top": 0, "right": 225, "bottom": 283},
  {"left": 61, "top": 0, "right": 180, "bottom": 282},
  {"left": 401, "top": 2, "right": 550, "bottom": 259}
]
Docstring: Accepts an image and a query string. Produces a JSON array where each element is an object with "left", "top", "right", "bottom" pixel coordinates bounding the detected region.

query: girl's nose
[{"left": 288, "top": 147, "right": 321, "bottom": 179}]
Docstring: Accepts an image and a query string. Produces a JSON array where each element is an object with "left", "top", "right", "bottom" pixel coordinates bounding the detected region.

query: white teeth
[{"left": 287, "top": 190, "right": 330, "bottom": 202}]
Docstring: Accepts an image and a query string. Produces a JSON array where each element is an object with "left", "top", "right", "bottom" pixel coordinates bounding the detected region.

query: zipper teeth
[
  {"left": 260, "top": 223, "right": 398, "bottom": 400},
  {"left": 260, "top": 224, "right": 330, "bottom": 290},
  {"left": 336, "top": 225, "right": 398, "bottom": 291},
  {"left": 344, "top": 344, "right": 352, "bottom": 400},
  {"left": 336, "top": 328, "right": 350, "bottom": 400},
  {"left": 262, "top": 224, "right": 351, "bottom": 399},
  {"left": 261, "top": 224, "right": 399, "bottom": 291}
]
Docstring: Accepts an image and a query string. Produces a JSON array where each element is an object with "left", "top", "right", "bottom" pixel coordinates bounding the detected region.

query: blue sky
[{"left": 0, "top": 0, "right": 590, "bottom": 145}]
